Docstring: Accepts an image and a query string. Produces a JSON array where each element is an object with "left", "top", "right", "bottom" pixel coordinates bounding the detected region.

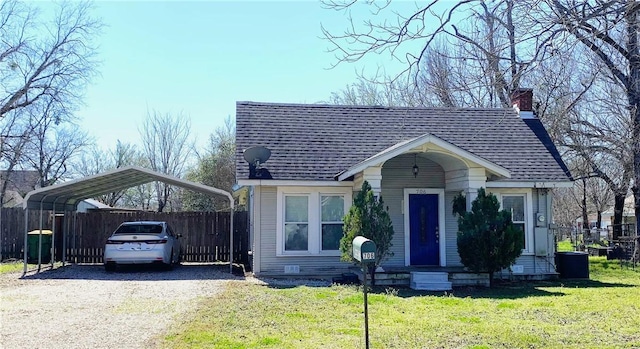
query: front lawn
[{"left": 161, "top": 257, "right": 640, "bottom": 349}]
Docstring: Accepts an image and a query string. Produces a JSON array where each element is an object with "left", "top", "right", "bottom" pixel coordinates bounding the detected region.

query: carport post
[
  {"left": 73, "top": 211, "right": 77, "bottom": 264},
  {"left": 50, "top": 199, "right": 57, "bottom": 269},
  {"left": 62, "top": 211, "right": 68, "bottom": 266},
  {"left": 23, "top": 209, "right": 29, "bottom": 275},
  {"left": 38, "top": 201, "right": 45, "bottom": 272}
]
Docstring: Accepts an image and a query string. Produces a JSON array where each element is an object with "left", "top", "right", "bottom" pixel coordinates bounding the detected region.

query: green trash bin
[{"left": 27, "top": 230, "right": 53, "bottom": 263}]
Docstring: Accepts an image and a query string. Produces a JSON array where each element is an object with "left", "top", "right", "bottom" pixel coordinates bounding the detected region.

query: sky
[{"left": 74, "top": 0, "right": 433, "bottom": 151}]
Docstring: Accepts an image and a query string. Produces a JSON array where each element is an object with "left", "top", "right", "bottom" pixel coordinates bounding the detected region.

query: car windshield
[{"left": 114, "top": 224, "right": 163, "bottom": 235}]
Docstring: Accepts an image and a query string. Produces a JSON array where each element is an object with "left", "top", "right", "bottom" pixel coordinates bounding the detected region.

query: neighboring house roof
[
  {"left": 235, "top": 102, "right": 572, "bottom": 182},
  {"left": 0, "top": 170, "right": 39, "bottom": 193},
  {"left": 81, "top": 198, "right": 111, "bottom": 209},
  {"left": 0, "top": 170, "right": 40, "bottom": 207}
]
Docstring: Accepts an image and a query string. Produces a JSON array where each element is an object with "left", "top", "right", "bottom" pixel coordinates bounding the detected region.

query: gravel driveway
[{"left": 0, "top": 263, "right": 245, "bottom": 349}]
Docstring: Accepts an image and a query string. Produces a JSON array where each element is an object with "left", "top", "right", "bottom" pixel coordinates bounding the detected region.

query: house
[
  {"left": 602, "top": 194, "right": 635, "bottom": 225},
  {"left": 602, "top": 194, "right": 636, "bottom": 234},
  {"left": 76, "top": 198, "right": 112, "bottom": 212},
  {"left": 0, "top": 170, "right": 40, "bottom": 207},
  {"left": 235, "top": 89, "right": 573, "bottom": 280},
  {"left": 1, "top": 170, "right": 113, "bottom": 212}
]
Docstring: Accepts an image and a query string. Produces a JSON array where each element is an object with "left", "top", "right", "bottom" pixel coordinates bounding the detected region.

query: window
[
  {"left": 321, "top": 195, "right": 344, "bottom": 251},
  {"left": 284, "top": 196, "right": 309, "bottom": 251},
  {"left": 277, "top": 187, "right": 352, "bottom": 256},
  {"left": 502, "top": 194, "right": 526, "bottom": 250}
]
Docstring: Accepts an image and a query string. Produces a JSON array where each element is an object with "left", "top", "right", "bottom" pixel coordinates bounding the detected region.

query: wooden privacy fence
[
  {"left": 0, "top": 207, "right": 53, "bottom": 261},
  {"left": 1, "top": 208, "right": 249, "bottom": 266}
]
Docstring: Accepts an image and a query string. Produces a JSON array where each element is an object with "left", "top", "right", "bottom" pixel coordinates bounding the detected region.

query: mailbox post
[{"left": 353, "top": 236, "right": 376, "bottom": 349}]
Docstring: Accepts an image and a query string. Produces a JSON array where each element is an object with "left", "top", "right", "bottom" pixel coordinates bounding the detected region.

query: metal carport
[{"left": 22, "top": 165, "right": 234, "bottom": 273}]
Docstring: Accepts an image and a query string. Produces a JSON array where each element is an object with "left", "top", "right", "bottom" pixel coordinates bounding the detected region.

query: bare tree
[
  {"left": 324, "top": 1, "right": 572, "bottom": 109},
  {"left": 529, "top": 1, "right": 640, "bottom": 235},
  {"left": 182, "top": 116, "right": 235, "bottom": 211},
  {"left": 552, "top": 187, "right": 583, "bottom": 230},
  {"left": 321, "top": 1, "right": 545, "bottom": 105},
  {"left": 326, "top": 74, "right": 424, "bottom": 107},
  {"left": 0, "top": 0, "right": 101, "bottom": 118},
  {"left": 0, "top": 0, "right": 100, "bottom": 204},
  {"left": 323, "top": 0, "right": 640, "bottom": 235},
  {"left": 0, "top": 109, "right": 32, "bottom": 206},
  {"left": 139, "top": 110, "right": 194, "bottom": 212},
  {"left": 22, "top": 99, "right": 91, "bottom": 187},
  {"left": 119, "top": 152, "right": 155, "bottom": 211},
  {"left": 76, "top": 141, "right": 140, "bottom": 206},
  {"left": 588, "top": 176, "right": 615, "bottom": 233}
]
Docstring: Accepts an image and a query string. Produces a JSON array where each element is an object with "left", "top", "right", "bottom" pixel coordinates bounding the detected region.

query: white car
[{"left": 104, "top": 221, "right": 181, "bottom": 271}]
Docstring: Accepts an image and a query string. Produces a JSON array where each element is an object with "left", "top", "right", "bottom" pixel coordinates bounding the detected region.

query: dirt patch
[{"left": 0, "top": 263, "right": 243, "bottom": 349}]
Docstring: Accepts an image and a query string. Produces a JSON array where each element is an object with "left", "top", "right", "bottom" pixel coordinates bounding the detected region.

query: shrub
[
  {"left": 340, "top": 181, "right": 394, "bottom": 268},
  {"left": 455, "top": 188, "right": 524, "bottom": 285}
]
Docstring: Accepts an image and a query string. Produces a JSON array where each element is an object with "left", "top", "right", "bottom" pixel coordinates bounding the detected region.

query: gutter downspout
[{"left": 227, "top": 193, "right": 235, "bottom": 274}]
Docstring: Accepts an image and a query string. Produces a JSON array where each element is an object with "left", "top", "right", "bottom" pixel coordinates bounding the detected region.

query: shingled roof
[{"left": 235, "top": 102, "right": 572, "bottom": 183}]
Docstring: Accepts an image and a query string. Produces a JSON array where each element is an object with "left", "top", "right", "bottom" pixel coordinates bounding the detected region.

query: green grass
[
  {"left": 0, "top": 261, "right": 59, "bottom": 274},
  {"left": 0, "top": 261, "right": 31, "bottom": 274},
  {"left": 161, "top": 257, "right": 640, "bottom": 349},
  {"left": 556, "top": 239, "right": 575, "bottom": 252}
]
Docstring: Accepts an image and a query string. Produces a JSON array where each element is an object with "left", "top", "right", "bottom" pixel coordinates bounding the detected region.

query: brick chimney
[{"left": 511, "top": 88, "right": 533, "bottom": 111}]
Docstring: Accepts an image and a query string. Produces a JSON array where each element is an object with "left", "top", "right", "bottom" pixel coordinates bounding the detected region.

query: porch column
[
  {"left": 361, "top": 166, "right": 383, "bottom": 196},
  {"left": 465, "top": 167, "right": 487, "bottom": 207},
  {"left": 465, "top": 188, "right": 478, "bottom": 209}
]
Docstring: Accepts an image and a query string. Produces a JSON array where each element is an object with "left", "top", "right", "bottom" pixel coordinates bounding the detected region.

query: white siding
[
  {"left": 258, "top": 187, "right": 277, "bottom": 272},
  {"left": 381, "top": 155, "right": 445, "bottom": 267},
  {"left": 497, "top": 189, "right": 556, "bottom": 276},
  {"left": 255, "top": 170, "right": 557, "bottom": 277},
  {"left": 448, "top": 188, "right": 556, "bottom": 275},
  {"left": 444, "top": 191, "right": 463, "bottom": 266},
  {"left": 257, "top": 186, "right": 353, "bottom": 276}
]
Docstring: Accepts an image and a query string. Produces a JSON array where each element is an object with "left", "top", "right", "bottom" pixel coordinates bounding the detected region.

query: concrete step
[
  {"left": 410, "top": 271, "right": 449, "bottom": 282},
  {"left": 409, "top": 272, "right": 452, "bottom": 291},
  {"left": 410, "top": 281, "right": 452, "bottom": 291}
]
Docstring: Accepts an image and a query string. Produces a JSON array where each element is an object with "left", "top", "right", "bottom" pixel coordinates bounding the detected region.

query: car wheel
[
  {"left": 175, "top": 249, "right": 182, "bottom": 265},
  {"left": 164, "top": 250, "right": 174, "bottom": 270},
  {"left": 105, "top": 262, "right": 116, "bottom": 272}
]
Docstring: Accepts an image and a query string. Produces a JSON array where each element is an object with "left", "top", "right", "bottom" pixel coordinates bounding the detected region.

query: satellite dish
[{"left": 243, "top": 146, "right": 271, "bottom": 167}]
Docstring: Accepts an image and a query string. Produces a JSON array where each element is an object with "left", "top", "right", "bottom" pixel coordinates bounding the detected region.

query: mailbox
[{"left": 352, "top": 236, "right": 376, "bottom": 263}]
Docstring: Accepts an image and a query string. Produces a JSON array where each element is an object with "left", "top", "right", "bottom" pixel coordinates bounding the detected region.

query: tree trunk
[
  {"left": 582, "top": 178, "right": 589, "bottom": 245},
  {"left": 627, "top": 1, "right": 640, "bottom": 239},
  {"left": 596, "top": 211, "right": 602, "bottom": 236},
  {"left": 613, "top": 194, "right": 626, "bottom": 240},
  {"left": 633, "top": 186, "right": 640, "bottom": 237}
]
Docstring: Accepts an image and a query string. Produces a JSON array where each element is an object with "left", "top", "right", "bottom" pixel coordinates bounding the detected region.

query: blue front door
[{"left": 409, "top": 194, "right": 439, "bottom": 265}]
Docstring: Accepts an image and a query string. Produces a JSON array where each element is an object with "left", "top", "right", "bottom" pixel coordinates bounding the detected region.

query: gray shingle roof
[{"left": 235, "top": 102, "right": 572, "bottom": 182}]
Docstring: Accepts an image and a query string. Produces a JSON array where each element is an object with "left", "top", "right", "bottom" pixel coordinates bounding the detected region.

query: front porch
[
  {"left": 347, "top": 266, "right": 491, "bottom": 289},
  {"left": 345, "top": 265, "right": 560, "bottom": 290}
]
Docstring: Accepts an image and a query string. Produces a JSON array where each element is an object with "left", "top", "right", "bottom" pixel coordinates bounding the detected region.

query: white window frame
[
  {"left": 491, "top": 189, "right": 534, "bottom": 255},
  {"left": 320, "top": 194, "right": 346, "bottom": 253},
  {"left": 283, "top": 194, "right": 310, "bottom": 253},
  {"left": 276, "top": 187, "right": 352, "bottom": 256}
]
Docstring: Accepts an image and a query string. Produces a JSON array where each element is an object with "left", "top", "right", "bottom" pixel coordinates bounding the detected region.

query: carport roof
[{"left": 23, "top": 166, "right": 233, "bottom": 211}]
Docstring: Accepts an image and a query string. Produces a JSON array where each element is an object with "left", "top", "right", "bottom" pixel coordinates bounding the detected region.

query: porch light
[{"left": 412, "top": 154, "right": 419, "bottom": 178}]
